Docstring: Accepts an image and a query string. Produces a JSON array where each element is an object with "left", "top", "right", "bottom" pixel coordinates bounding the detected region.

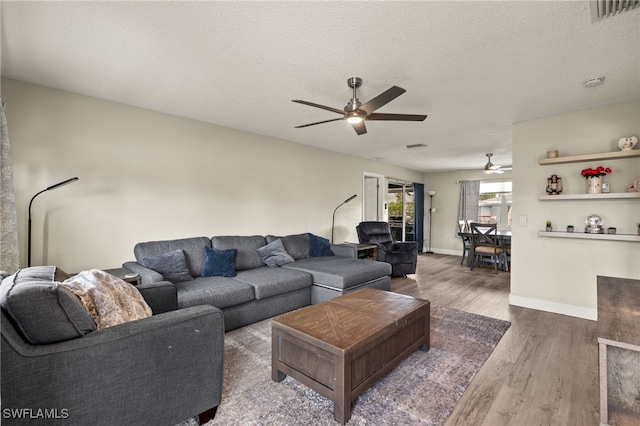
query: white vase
[{"left": 587, "top": 176, "right": 602, "bottom": 194}]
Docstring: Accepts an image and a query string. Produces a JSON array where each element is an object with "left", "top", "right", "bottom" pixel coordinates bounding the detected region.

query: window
[{"left": 478, "top": 181, "right": 512, "bottom": 229}]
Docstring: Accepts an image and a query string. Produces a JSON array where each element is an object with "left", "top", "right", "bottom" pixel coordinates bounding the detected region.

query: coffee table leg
[
  {"left": 272, "top": 330, "right": 286, "bottom": 382},
  {"left": 334, "top": 357, "right": 351, "bottom": 424},
  {"left": 273, "top": 369, "right": 286, "bottom": 382}
]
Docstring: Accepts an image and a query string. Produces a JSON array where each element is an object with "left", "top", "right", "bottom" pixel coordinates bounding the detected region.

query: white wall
[
  {"left": 510, "top": 102, "right": 640, "bottom": 320},
  {"left": 2, "top": 78, "right": 424, "bottom": 272}
]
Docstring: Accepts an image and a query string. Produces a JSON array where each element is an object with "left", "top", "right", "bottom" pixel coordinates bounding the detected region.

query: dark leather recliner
[{"left": 356, "top": 221, "right": 418, "bottom": 276}]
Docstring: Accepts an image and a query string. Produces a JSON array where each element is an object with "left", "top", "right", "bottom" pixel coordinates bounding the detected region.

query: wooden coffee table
[{"left": 271, "top": 288, "right": 430, "bottom": 424}]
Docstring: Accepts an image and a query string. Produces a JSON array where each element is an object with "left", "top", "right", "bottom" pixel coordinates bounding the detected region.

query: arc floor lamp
[
  {"left": 28, "top": 177, "right": 79, "bottom": 267},
  {"left": 426, "top": 190, "right": 437, "bottom": 254},
  {"left": 331, "top": 194, "right": 357, "bottom": 243}
]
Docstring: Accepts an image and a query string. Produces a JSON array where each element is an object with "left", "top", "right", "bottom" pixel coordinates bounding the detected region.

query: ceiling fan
[
  {"left": 483, "top": 153, "right": 512, "bottom": 174},
  {"left": 292, "top": 77, "right": 427, "bottom": 135}
]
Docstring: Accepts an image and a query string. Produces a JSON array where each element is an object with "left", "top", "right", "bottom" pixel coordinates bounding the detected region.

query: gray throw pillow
[
  {"left": 265, "top": 233, "right": 309, "bottom": 260},
  {"left": 256, "top": 239, "right": 295, "bottom": 268},
  {"left": 139, "top": 249, "right": 193, "bottom": 283},
  {"left": 0, "top": 267, "right": 96, "bottom": 345}
]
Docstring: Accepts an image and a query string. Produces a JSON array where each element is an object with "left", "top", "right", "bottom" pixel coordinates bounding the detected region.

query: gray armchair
[
  {"left": 356, "top": 221, "right": 418, "bottom": 276},
  {"left": 1, "top": 267, "right": 224, "bottom": 426}
]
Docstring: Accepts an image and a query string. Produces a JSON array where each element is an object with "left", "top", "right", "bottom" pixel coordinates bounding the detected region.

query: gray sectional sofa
[{"left": 123, "top": 233, "right": 392, "bottom": 331}]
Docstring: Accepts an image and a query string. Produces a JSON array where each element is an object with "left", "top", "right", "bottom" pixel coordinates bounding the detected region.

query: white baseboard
[
  {"left": 423, "top": 248, "right": 460, "bottom": 256},
  {"left": 509, "top": 294, "right": 597, "bottom": 321}
]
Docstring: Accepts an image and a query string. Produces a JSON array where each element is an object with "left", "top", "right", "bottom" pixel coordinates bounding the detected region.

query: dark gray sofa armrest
[
  {"left": 136, "top": 281, "right": 178, "bottom": 314},
  {"left": 1, "top": 305, "right": 224, "bottom": 426},
  {"left": 330, "top": 244, "right": 357, "bottom": 258},
  {"left": 393, "top": 241, "right": 419, "bottom": 254},
  {"left": 123, "top": 260, "right": 164, "bottom": 284}
]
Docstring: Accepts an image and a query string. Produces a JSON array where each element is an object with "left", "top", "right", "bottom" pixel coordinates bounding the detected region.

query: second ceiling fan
[
  {"left": 292, "top": 77, "right": 427, "bottom": 135},
  {"left": 483, "top": 153, "right": 512, "bottom": 174}
]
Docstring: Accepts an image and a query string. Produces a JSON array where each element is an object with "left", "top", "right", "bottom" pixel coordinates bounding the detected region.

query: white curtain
[
  {"left": 457, "top": 180, "right": 480, "bottom": 234},
  {"left": 0, "top": 98, "right": 20, "bottom": 274}
]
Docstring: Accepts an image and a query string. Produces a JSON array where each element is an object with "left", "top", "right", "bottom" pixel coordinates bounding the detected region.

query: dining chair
[
  {"left": 469, "top": 222, "right": 508, "bottom": 272},
  {"left": 457, "top": 220, "right": 472, "bottom": 266}
]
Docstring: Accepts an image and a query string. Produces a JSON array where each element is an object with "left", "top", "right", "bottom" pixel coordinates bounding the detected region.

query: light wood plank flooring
[{"left": 392, "top": 253, "right": 600, "bottom": 426}]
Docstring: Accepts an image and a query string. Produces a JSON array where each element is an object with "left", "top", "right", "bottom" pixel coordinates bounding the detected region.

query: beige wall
[
  {"left": 510, "top": 102, "right": 640, "bottom": 320},
  {"left": 2, "top": 78, "right": 424, "bottom": 272}
]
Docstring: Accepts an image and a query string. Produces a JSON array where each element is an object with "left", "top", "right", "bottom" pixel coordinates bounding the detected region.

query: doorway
[
  {"left": 387, "top": 180, "right": 414, "bottom": 242},
  {"left": 363, "top": 172, "right": 385, "bottom": 222}
]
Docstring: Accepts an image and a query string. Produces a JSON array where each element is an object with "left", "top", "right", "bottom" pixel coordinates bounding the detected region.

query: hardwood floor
[{"left": 392, "top": 253, "right": 600, "bottom": 426}]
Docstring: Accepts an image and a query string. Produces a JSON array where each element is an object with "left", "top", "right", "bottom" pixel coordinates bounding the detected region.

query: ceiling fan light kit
[
  {"left": 293, "top": 77, "right": 427, "bottom": 135},
  {"left": 583, "top": 76, "right": 605, "bottom": 87}
]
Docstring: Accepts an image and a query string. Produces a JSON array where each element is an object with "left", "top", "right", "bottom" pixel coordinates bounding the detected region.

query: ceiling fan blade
[
  {"left": 359, "top": 86, "right": 406, "bottom": 114},
  {"left": 367, "top": 113, "right": 427, "bottom": 121},
  {"left": 292, "top": 100, "right": 344, "bottom": 115},
  {"left": 350, "top": 120, "right": 367, "bottom": 135},
  {"left": 295, "top": 117, "right": 344, "bottom": 128}
]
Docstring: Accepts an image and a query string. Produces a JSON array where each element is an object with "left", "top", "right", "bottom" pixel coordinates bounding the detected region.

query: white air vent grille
[{"left": 590, "top": 0, "right": 639, "bottom": 22}]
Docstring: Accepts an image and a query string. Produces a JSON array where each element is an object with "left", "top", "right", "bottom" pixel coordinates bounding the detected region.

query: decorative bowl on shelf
[
  {"left": 618, "top": 136, "right": 638, "bottom": 151},
  {"left": 585, "top": 214, "right": 604, "bottom": 234}
]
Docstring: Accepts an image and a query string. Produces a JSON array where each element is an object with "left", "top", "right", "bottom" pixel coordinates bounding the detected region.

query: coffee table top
[{"left": 272, "top": 288, "right": 429, "bottom": 351}]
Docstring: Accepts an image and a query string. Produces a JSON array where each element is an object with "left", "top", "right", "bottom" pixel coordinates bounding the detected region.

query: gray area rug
[{"left": 183, "top": 306, "right": 510, "bottom": 426}]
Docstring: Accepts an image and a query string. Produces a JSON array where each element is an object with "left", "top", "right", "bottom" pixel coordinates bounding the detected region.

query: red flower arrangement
[{"left": 581, "top": 166, "right": 612, "bottom": 179}]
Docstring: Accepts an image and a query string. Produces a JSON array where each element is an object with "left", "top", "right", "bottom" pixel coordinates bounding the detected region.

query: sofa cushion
[
  {"left": 134, "top": 236, "right": 211, "bottom": 277},
  {"left": 0, "top": 266, "right": 96, "bottom": 345},
  {"left": 211, "top": 235, "right": 266, "bottom": 271},
  {"left": 283, "top": 257, "right": 392, "bottom": 290},
  {"left": 61, "top": 269, "right": 152, "bottom": 330},
  {"left": 266, "top": 233, "right": 309, "bottom": 260},
  {"left": 308, "top": 233, "right": 333, "bottom": 257},
  {"left": 257, "top": 239, "right": 295, "bottom": 268},
  {"left": 139, "top": 249, "right": 193, "bottom": 283},
  {"left": 174, "top": 277, "right": 255, "bottom": 310},
  {"left": 202, "top": 246, "right": 237, "bottom": 278},
  {"left": 234, "top": 267, "right": 312, "bottom": 300}
]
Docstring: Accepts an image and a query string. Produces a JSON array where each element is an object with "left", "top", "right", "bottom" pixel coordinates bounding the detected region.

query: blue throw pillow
[
  {"left": 309, "top": 233, "right": 333, "bottom": 257},
  {"left": 201, "top": 246, "right": 238, "bottom": 277}
]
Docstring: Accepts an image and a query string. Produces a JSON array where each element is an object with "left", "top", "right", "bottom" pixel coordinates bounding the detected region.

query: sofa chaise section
[{"left": 283, "top": 256, "right": 391, "bottom": 304}]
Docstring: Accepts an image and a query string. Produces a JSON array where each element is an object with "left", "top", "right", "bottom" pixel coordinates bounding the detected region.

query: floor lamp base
[{"left": 425, "top": 251, "right": 434, "bottom": 254}]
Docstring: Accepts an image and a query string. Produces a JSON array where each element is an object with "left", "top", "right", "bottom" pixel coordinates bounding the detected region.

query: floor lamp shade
[
  {"left": 331, "top": 194, "right": 357, "bottom": 243},
  {"left": 28, "top": 177, "right": 79, "bottom": 267}
]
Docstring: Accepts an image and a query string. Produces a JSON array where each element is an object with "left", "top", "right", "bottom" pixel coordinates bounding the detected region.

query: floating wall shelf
[
  {"left": 538, "top": 231, "right": 640, "bottom": 242},
  {"left": 539, "top": 150, "right": 640, "bottom": 165},
  {"left": 539, "top": 193, "right": 640, "bottom": 201}
]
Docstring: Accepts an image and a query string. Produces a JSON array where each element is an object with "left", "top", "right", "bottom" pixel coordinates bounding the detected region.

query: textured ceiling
[{"left": 1, "top": 1, "right": 639, "bottom": 173}]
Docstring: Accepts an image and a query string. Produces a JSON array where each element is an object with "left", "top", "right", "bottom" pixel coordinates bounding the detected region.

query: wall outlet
[{"left": 519, "top": 215, "right": 527, "bottom": 226}]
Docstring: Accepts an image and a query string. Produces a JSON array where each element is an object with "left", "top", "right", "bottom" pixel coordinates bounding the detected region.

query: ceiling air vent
[{"left": 590, "top": 0, "right": 639, "bottom": 22}]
